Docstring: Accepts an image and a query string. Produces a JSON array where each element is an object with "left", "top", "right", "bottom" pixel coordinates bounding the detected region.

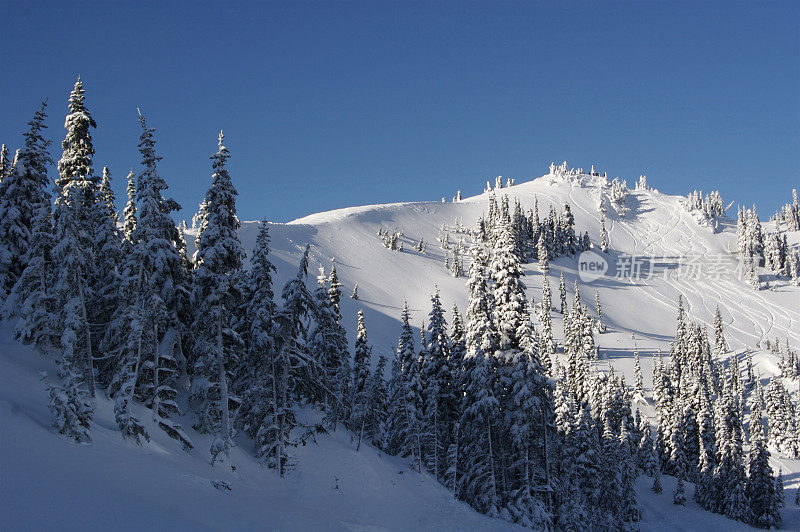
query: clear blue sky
[{"left": 1, "top": 1, "right": 798, "bottom": 223}]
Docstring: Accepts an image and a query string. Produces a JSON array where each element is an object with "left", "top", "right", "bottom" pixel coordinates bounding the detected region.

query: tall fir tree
[
  {"left": 3, "top": 103, "right": 56, "bottom": 348},
  {"left": 491, "top": 223, "right": 527, "bottom": 351},
  {"left": 269, "top": 245, "right": 314, "bottom": 475},
  {"left": 0, "top": 102, "right": 52, "bottom": 306},
  {"left": 190, "top": 132, "right": 245, "bottom": 466},
  {"left": 237, "top": 221, "right": 278, "bottom": 462},
  {"left": 745, "top": 401, "right": 781, "bottom": 529},
  {"left": 91, "top": 166, "right": 123, "bottom": 386},
  {"left": 122, "top": 170, "right": 137, "bottom": 243},
  {"left": 351, "top": 309, "right": 373, "bottom": 449},
  {"left": 52, "top": 78, "right": 99, "bottom": 402},
  {"left": 459, "top": 242, "right": 500, "bottom": 516},
  {"left": 114, "top": 111, "right": 191, "bottom": 448},
  {"left": 421, "top": 287, "right": 454, "bottom": 477}
]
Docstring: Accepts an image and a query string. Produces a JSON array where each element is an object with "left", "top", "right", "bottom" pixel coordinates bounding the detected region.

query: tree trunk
[
  {"left": 126, "top": 317, "right": 145, "bottom": 422},
  {"left": 278, "top": 359, "right": 288, "bottom": 477},
  {"left": 217, "top": 311, "right": 231, "bottom": 466},
  {"left": 270, "top": 346, "right": 280, "bottom": 475},
  {"left": 543, "top": 419, "right": 553, "bottom": 516},
  {"left": 487, "top": 415, "right": 498, "bottom": 510},
  {"left": 79, "top": 274, "right": 95, "bottom": 397},
  {"left": 152, "top": 322, "right": 160, "bottom": 418},
  {"left": 357, "top": 416, "right": 365, "bottom": 452}
]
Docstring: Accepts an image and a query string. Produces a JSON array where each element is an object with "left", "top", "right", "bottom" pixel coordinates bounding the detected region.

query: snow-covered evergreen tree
[
  {"left": 365, "top": 354, "right": 388, "bottom": 449},
  {"left": 90, "top": 166, "right": 123, "bottom": 386},
  {"left": 43, "top": 345, "right": 94, "bottom": 443},
  {"left": 745, "top": 401, "right": 781, "bottom": 529},
  {"left": 633, "top": 344, "right": 644, "bottom": 401},
  {"left": 0, "top": 144, "right": 10, "bottom": 184},
  {"left": 3, "top": 103, "right": 56, "bottom": 348},
  {"left": 110, "top": 111, "right": 191, "bottom": 448},
  {"left": 122, "top": 170, "right": 137, "bottom": 242},
  {"left": 600, "top": 215, "right": 609, "bottom": 253},
  {"left": 673, "top": 477, "right": 686, "bottom": 505},
  {"left": 52, "top": 78, "right": 99, "bottom": 398},
  {"left": 0, "top": 102, "right": 53, "bottom": 307},
  {"left": 351, "top": 309, "right": 373, "bottom": 449},
  {"left": 266, "top": 245, "right": 314, "bottom": 475},
  {"left": 388, "top": 300, "right": 423, "bottom": 468},
  {"left": 539, "top": 276, "right": 556, "bottom": 372},
  {"left": 421, "top": 287, "right": 453, "bottom": 478},
  {"left": 237, "top": 221, "right": 279, "bottom": 461},
  {"left": 491, "top": 224, "right": 527, "bottom": 351},
  {"left": 459, "top": 242, "right": 500, "bottom": 516},
  {"left": 190, "top": 132, "right": 245, "bottom": 466}
]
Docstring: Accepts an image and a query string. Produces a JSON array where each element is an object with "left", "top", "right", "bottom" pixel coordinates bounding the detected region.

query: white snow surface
[{"left": 2, "top": 171, "right": 799, "bottom": 530}]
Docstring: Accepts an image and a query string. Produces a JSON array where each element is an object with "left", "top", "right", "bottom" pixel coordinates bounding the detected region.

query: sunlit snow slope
[{"left": 2, "top": 170, "right": 798, "bottom": 530}]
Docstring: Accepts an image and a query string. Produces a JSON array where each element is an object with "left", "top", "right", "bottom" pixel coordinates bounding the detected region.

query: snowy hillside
[
  {"left": 223, "top": 171, "right": 800, "bottom": 366},
  {"left": 194, "top": 168, "right": 799, "bottom": 528},
  {"left": 3, "top": 165, "right": 799, "bottom": 530}
]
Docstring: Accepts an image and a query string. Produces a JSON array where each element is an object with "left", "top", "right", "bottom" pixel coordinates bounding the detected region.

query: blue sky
[{"left": 0, "top": 1, "right": 798, "bottom": 223}]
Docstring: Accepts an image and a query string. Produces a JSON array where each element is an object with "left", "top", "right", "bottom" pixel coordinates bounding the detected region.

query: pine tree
[
  {"left": 119, "top": 111, "right": 191, "bottom": 447},
  {"left": 713, "top": 306, "right": 727, "bottom": 356},
  {"left": 673, "top": 478, "right": 686, "bottom": 505},
  {"left": 503, "top": 321, "right": 552, "bottom": 528},
  {"left": 52, "top": 78, "right": 98, "bottom": 399},
  {"left": 390, "top": 300, "right": 423, "bottom": 468},
  {"left": 122, "top": 170, "right": 137, "bottom": 242},
  {"left": 459, "top": 242, "right": 500, "bottom": 516},
  {"left": 268, "top": 246, "right": 314, "bottom": 475},
  {"left": 537, "top": 232, "right": 549, "bottom": 273},
  {"left": 10, "top": 196, "right": 56, "bottom": 348},
  {"left": 238, "top": 221, "right": 279, "bottom": 461},
  {"left": 539, "top": 276, "right": 556, "bottom": 372},
  {"left": 106, "top": 256, "right": 150, "bottom": 444},
  {"left": 695, "top": 389, "right": 717, "bottom": 509},
  {"left": 351, "top": 309, "right": 373, "bottom": 449},
  {"left": 717, "top": 374, "right": 750, "bottom": 522},
  {"left": 745, "top": 401, "right": 781, "bottom": 529},
  {"left": 0, "top": 102, "right": 53, "bottom": 306},
  {"left": 307, "top": 262, "right": 349, "bottom": 416},
  {"left": 43, "top": 347, "right": 94, "bottom": 443},
  {"left": 636, "top": 413, "right": 654, "bottom": 472},
  {"left": 600, "top": 215, "right": 609, "bottom": 253},
  {"left": 633, "top": 344, "right": 644, "bottom": 400},
  {"left": 366, "top": 355, "right": 388, "bottom": 449},
  {"left": 652, "top": 461, "right": 663, "bottom": 494},
  {"left": 190, "top": 132, "right": 245, "bottom": 466},
  {"left": 4, "top": 103, "right": 56, "bottom": 348},
  {"left": 0, "top": 144, "right": 10, "bottom": 184},
  {"left": 594, "top": 291, "right": 603, "bottom": 331},
  {"left": 559, "top": 272, "right": 567, "bottom": 314},
  {"left": 491, "top": 224, "right": 527, "bottom": 351},
  {"left": 91, "top": 166, "right": 123, "bottom": 386}
]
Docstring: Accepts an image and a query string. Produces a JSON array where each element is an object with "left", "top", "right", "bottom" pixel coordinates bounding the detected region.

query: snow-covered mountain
[
  {"left": 2, "top": 166, "right": 799, "bottom": 530},
  {"left": 233, "top": 170, "right": 799, "bottom": 363}
]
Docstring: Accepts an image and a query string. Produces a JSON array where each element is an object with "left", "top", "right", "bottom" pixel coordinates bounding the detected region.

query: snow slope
[
  {"left": 2, "top": 169, "right": 799, "bottom": 530},
  {"left": 0, "top": 323, "right": 518, "bottom": 531}
]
